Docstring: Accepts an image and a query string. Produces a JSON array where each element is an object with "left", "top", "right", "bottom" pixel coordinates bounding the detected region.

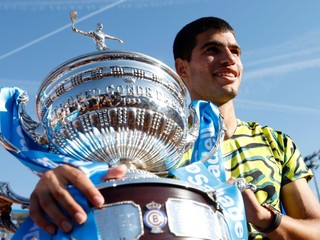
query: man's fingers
[
  {"left": 102, "top": 164, "right": 127, "bottom": 180},
  {"left": 59, "top": 165, "right": 105, "bottom": 208},
  {"left": 29, "top": 165, "right": 92, "bottom": 231},
  {"left": 29, "top": 164, "right": 118, "bottom": 233},
  {"left": 29, "top": 193, "right": 57, "bottom": 234},
  {"left": 30, "top": 169, "right": 82, "bottom": 232}
]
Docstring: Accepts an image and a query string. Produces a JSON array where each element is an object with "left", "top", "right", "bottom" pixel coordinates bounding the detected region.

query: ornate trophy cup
[
  {"left": 19, "top": 14, "right": 198, "bottom": 175},
  {"left": 0, "top": 11, "right": 239, "bottom": 240}
]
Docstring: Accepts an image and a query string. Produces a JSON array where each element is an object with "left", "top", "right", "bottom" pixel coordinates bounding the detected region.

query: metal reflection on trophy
[{"left": 18, "top": 11, "right": 198, "bottom": 174}]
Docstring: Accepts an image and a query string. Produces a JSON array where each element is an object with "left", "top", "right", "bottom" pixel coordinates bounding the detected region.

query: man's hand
[
  {"left": 227, "top": 177, "right": 274, "bottom": 230},
  {"left": 29, "top": 164, "right": 127, "bottom": 234}
]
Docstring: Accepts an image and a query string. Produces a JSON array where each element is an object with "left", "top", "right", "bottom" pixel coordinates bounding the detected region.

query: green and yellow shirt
[{"left": 180, "top": 119, "right": 313, "bottom": 239}]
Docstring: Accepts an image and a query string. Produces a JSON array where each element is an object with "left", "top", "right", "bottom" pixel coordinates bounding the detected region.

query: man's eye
[
  {"left": 206, "top": 47, "right": 218, "bottom": 53},
  {"left": 231, "top": 49, "right": 241, "bottom": 56}
]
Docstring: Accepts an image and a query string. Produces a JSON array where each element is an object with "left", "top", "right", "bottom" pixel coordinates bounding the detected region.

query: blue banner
[
  {"left": 169, "top": 100, "right": 247, "bottom": 240},
  {"left": 169, "top": 161, "right": 247, "bottom": 240}
]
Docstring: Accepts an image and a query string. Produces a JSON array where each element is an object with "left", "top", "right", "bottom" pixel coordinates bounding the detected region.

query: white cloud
[
  {"left": 236, "top": 99, "right": 320, "bottom": 115},
  {"left": 243, "top": 57, "right": 320, "bottom": 81}
]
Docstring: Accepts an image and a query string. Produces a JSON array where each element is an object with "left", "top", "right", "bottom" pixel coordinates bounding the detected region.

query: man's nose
[{"left": 220, "top": 49, "right": 236, "bottom": 65}]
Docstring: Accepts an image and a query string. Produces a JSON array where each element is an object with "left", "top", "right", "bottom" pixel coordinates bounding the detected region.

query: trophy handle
[
  {"left": 0, "top": 133, "right": 20, "bottom": 153},
  {"left": 0, "top": 182, "right": 30, "bottom": 233},
  {"left": 184, "top": 104, "right": 200, "bottom": 152},
  {"left": 17, "top": 92, "right": 48, "bottom": 146},
  {"left": 185, "top": 102, "right": 226, "bottom": 163}
]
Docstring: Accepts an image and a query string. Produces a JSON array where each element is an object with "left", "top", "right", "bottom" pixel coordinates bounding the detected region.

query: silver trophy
[
  {"left": 18, "top": 13, "right": 198, "bottom": 174},
  {"left": 0, "top": 12, "right": 232, "bottom": 239}
]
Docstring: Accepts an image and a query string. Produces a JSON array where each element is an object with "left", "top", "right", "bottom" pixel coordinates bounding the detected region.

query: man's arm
[
  {"left": 29, "top": 164, "right": 127, "bottom": 234},
  {"left": 242, "top": 178, "right": 320, "bottom": 239}
]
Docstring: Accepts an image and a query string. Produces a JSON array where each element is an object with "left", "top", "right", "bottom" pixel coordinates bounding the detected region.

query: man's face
[{"left": 176, "top": 29, "right": 243, "bottom": 106}]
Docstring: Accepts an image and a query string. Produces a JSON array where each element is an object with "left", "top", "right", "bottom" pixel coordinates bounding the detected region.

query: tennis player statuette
[{"left": 70, "top": 10, "right": 124, "bottom": 51}]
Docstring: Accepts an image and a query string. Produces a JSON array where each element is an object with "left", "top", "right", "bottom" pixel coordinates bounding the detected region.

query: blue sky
[{"left": 0, "top": 0, "right": 320, "bottom": 201}]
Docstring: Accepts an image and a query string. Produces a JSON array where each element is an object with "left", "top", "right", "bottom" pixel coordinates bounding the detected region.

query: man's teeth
[{"left": 217, "top": 72, "right": 235, "bottom": 77}]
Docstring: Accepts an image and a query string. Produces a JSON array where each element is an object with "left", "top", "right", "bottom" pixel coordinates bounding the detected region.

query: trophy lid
[{"left": 36, "top": 50, "right": 189, "bottom": 121}]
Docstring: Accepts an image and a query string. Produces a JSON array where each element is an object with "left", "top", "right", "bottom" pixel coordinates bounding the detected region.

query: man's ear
[{"left": 175, "top": 58, "right": 189, "bottom": 80}]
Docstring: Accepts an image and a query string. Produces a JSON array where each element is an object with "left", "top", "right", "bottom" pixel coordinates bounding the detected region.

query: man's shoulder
[
  {"left": 237, "top": 119, "right": 283, "bottom": 135},
  {"left": 236, "top": 119, "right": 295, "bottom": 149}
]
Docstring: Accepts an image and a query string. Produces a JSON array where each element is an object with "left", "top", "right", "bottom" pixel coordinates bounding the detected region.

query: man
[
  {"left": 173, "top": 16, "right": 320, "bottom": 239},
  {"left": 29, "top": 17, "right": 320, "bottom": 239}
]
